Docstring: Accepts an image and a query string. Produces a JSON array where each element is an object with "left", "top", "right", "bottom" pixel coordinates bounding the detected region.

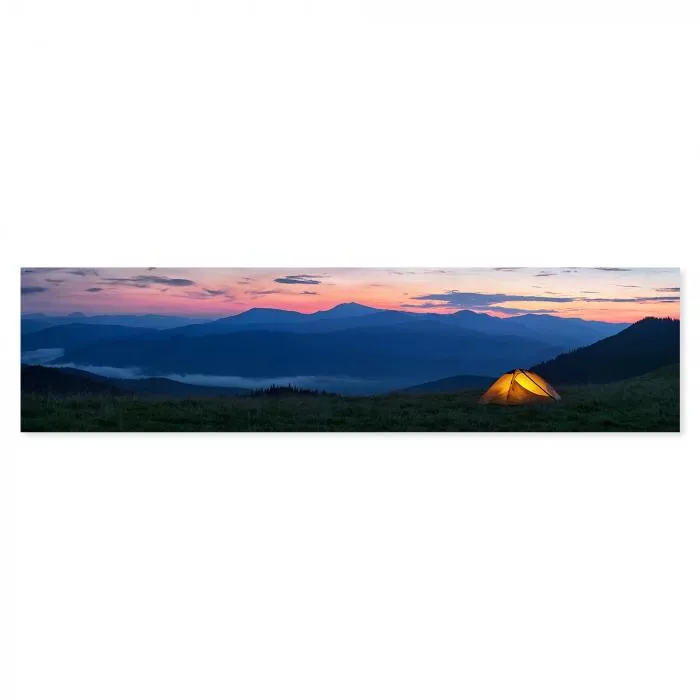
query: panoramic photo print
[{"left": 21, "top": 267, "right": 680, "bottom": 432}]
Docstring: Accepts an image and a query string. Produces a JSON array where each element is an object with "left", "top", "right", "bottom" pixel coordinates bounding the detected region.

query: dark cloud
[
  {"left": 595, "top": 267, "right": 632, "bottom": 272},
  {"left": 22, "top": 267, "right": 67, "bottom": 276},
  {"left": 615, "top": 284, "right": 640, "bottom": 288},
  {"left": 412, "top": 291, "right": 577, "bottom": 307},
  {"left": 103, "top": 275, "right": 195, "bottom": 288},
  {"left": 178, "top": 289, "right": 235, "bottom": 301},
  {"left": 580, "top": 290, "right": 599, "bottom": 294},
  {"left": 23, "top": 267, "right": 100, "bottom": 278},
  {"left": 273, "top": 274, "right": 324, "bottom": 285},
  {"left": 45, "top": 278, "right": 64, "bottom": 284},
  {"left": 535, "top": 272, "right": 556, "bottom": 277},
  {"left": 411, "top": 289, "right": 679, "bottom": 310},
  {"left": 247, "top": 289, "right": 279, "bottom": 297},
  {"left": 385, "top": 270, "right": 416, "bottom": 276},
  {"left": 67, "top": 268, "right": 100, "bottom": 277},
  {"left": 21, "top": 286, "right": 48, "bottom": 295},
  {"left": 493, "top": 267, "right": 523, "bottom": 272},
  {"left": 400, "top": 302, "right": 450, "bottom": 309},
  {"left": 656, "top": 287, "right": 680, "bottom": 292},
  {"left": 136, "top": 275, "right": 194, "bottom": 286},
  {"left": 579, "top": 296, "right": 680, "bottom": 303},
  {"left": 238, "top": 277, "right": 255, "bottom": 285},
  {"left": 300, "top": 291, "right": 319, "bottom": 295},
  {"left": 85, "top": 287, "right": 103, "bottom": 293},
  {"left": 147, "top": 267, "right": 156, "bottom": 271},
  {"left": 486, "top": 307, "right": 560, "bottom": 316},
  {"left": 103, "top": 279, "right": 148, "bottom": 288}
]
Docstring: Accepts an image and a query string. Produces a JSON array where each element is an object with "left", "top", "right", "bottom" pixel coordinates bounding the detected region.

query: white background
[{"left": 1, "top": 3, "right": 699, "bottom": 699}]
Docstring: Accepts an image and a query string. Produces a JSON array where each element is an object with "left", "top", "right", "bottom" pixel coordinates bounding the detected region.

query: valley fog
[{"left": 21, "top": 348, "right": 429, "bottom": 395}]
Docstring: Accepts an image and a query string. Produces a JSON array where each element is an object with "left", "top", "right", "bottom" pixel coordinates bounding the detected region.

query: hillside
[
  {"left": 397, "top": 374, "right": 495, "bottom": 394},
  {"left": 22, "top": 365, "right": 125, "bottom": 396},
  {"left": 21, "top": 364, "right": 250, "bottom": 398},
  {"left": 22, "top": 364, "right": 680, "bottom": 432},
  {"left": 110, "top": 377, "right": 250, "bottom": 397},
  {"left": 531, "top": 317, "right": 680, "bottom": 384}
]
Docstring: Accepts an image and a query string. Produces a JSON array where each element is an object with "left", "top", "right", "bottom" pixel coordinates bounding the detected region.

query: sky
[{"left": 20, "top": 267, "right": 681, "bottom": 323}]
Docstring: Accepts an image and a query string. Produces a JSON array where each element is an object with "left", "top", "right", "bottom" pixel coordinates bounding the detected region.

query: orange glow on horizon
[{"left": 21, "top": 267, "right": 681, "bottom": 324}]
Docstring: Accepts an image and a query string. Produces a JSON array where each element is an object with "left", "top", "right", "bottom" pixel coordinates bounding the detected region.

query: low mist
[{"left": 21, "top": 348, "right": 418, "bottom": 395}]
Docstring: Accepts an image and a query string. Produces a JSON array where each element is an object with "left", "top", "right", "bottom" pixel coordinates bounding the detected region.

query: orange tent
[{"left": 479, "top": 369, "right": 560, "bottom": 405}]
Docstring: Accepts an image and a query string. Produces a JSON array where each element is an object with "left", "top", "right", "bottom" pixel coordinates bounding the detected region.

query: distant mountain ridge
[
  {"left": 22, "top": 323, "right": 159, "bottom": 351},
  {"left": 530, "top": 317, "right": 680, "bottom": 384},
  {"left": 162, "top": 304, "right": 628, "bottom": 349},
  {"left": 22, "top": 316, "right": 681, "bottom": 401},
  {"left": 23, "top": 303, "right": 628, "bottom": 348},
  {"left": 22, "top": 313, "right": 213, "bottom": 332},
  {"left": 21, "top": 304, "right": 634, "bottom": 389},
  {"left": 59, "top": 321, "right": 565, "bottom": 380}
]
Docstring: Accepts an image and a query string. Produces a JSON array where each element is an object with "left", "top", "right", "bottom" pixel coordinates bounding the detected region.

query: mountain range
[
  {"left": 55, "top": 322, "right": 563, "bottom": 380},
  {"left": 22, "top": 303, "right": 627, "bottom": 343},
  {"left": 21, "top": 323, "right": 158, "bottom": 351},
  {"left": 163, "top": 303, "right": 627, "bottom": 348},
  {"left": 20, "top": 303, "right": 633, "bottom": 388},
  {"left": 22, "top": 312, "right": 212, "bottom": 332},
  {"left": 21, "top": 317, "right": 680, "bottom": 397}
]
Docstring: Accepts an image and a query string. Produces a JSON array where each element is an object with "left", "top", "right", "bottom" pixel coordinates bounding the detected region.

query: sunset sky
[{"left": 21, "top": 267, "right": 680, "bottom": 323}]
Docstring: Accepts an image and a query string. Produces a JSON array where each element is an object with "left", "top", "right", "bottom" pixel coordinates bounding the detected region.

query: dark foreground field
[{"left": 22, "top": 365, "right": 679, "bottom": 433}]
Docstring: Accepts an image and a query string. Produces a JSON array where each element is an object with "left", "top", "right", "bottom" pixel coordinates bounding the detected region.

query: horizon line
[{"left": 21, "top": 303, "right": 680, "bottom": 324}]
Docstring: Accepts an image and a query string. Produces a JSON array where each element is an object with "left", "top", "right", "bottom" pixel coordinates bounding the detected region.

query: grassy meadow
[{"left": 21, "top": 365, "right": 679, "bottom": 432}]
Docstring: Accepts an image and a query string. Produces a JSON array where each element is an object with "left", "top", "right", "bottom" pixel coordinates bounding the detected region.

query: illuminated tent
[{"left": 479, "top": 369, "right": 560, "bottom": 405}]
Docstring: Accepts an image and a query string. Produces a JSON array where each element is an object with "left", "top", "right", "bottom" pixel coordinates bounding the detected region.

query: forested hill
[{"left": 530, "top": 317, "right": 680, "bottom": 385}]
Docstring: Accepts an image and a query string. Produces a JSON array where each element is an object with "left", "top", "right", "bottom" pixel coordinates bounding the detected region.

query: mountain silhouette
[
  {"left": 59, "top": 322, "right": 565, "bottom": 380},
  {"left": 21, "top": 313, "right": 210, "bottom": 330},
  {"left": 530, "top": 317, "right": 680, "bottom": 384},
  {"left": 21, "top": 323, "right": 158, "bottom": 351},
  {"left": 21, "top": 304, "right": 635, "bottom": 387},
  {"left": 312, "top": 302, "right": 378, "bottom": 318},
  {"left": 22, "top": 304, "right": 627, "bottom": 349},
  {"left": 162, "top": 304, "right": 627, "bottom": 347}
]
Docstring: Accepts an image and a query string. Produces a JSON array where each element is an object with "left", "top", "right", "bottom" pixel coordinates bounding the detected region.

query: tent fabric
[{"left": 479, "top": 369, "right": 560, "bottom": 405}]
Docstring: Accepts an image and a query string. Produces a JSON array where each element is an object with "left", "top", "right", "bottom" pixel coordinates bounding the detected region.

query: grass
[{"left": 21, "top": 365, "right": 680, "bottom": 433}]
